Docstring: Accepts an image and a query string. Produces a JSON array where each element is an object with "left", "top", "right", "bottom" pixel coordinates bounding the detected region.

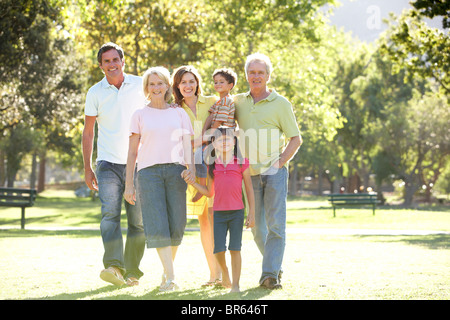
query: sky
[{"left": 322, "top": 0, "right": 445, "bottom": 42}]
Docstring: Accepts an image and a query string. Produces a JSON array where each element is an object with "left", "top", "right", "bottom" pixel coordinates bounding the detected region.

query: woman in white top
[{"left": 124, "top": 66, "right": 195, "bottom": 291}]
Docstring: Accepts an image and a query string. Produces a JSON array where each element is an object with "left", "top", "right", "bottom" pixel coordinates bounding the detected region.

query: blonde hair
[{"left": 142, "top": 66, "right": 172, "bottom": 102}]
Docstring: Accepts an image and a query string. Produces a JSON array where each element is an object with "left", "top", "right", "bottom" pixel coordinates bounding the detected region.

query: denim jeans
[
  {"left": 96, "top": 161, "right": 146, "bottom": 279},
  {"left": 213, "top": 209, "right": 245, "bottom": 254},
  {"left": 137, "top": 164, "right": 187, "bottom": 248},
  {"left": 250, "top": 166, "right": 288, "bottom": 284}
]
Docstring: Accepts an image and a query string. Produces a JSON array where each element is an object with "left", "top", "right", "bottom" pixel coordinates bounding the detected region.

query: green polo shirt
[
  {"left": 234, "top": 89, "right": 300, "bottom": 175},
  {"left": 181, "top": 94, "right": 218, "bottom": 140}
]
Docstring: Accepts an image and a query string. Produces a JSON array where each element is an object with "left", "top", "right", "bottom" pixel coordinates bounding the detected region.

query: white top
[
  {"left": 129, "top": 107, "right": 194, "bottom": 172},
  {"left": 85, "top": 73, "right": 145, "bottom": 164}
]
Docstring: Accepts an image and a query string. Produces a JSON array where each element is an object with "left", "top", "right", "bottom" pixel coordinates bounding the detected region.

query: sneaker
[
  {"left": 260, "top": 277, "right": 282, "bottom": 290},
  {"left": 100, "top": 266, "right": 126, "bottom": 286}
]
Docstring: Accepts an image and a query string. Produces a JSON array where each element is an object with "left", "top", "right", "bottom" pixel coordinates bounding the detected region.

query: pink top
[
  {"left": 212, "top": 156, "right": 250, "bottom": 211},
  {"left": 130, "top": 106, "right": 194, "bottom": 171}
]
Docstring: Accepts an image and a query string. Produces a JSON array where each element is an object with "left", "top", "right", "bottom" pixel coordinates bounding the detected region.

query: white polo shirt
[{"left": 85, "top": 73, "right": 145, "bottom": 164}]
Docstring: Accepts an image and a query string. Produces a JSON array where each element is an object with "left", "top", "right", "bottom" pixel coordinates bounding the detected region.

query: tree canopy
[{"left": 0, "top": 0, "right": 448, "bottom": 205}]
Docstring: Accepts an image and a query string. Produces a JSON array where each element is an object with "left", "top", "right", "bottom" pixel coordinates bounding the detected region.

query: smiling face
[
  {"left": 178, "top": 72, "right": 198, "bottom": 99},
  {"left": 212, "top": 133, "right": 235, "bottom": 155},
  {"left": 213, "top": 74, "right": 234, "bottom": 96},
  {"left": 146, "top": 73, "right": 169, "bottom": 101},
  {"left": 99, "top": 49, "right": 124, "bottom": 80},
  {"left": 246, "top": 60, "right": 270, "bottom": 91}
]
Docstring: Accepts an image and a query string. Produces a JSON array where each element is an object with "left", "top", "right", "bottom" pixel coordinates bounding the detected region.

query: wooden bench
[
  {"left": 0, "top": 188, "right": 37, "bottom": 229},
  {"left": 328, "top": 193, "right": 379, "bottom": 217}
]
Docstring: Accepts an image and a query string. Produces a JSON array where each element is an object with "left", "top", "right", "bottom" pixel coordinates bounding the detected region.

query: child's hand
[
  {"left": 245, "top": 213, "right": 255, "bottom": 229},
  {"left": 181, "top": 169, "right": 196, "bottom": 185}
]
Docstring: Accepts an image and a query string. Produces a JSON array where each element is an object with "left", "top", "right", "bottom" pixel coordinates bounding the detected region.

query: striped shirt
[{"left": 208, "top": 94, "right": 236, "bottom": 128}]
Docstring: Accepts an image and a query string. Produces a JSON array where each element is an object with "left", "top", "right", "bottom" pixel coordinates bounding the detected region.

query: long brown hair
[{"left": 172, "top": 65, "right": 203, "bottom": 106}]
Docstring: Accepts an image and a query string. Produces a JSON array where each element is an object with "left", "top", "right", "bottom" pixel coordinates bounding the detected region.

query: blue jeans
[
  {"left": 213, "top": 209, "right": 245, "bottom": 254},
  {"left": 96, "top": 161, "right": 146, "bottom": 279},
  {"left": 250, "top": 166, "right": 288, "bottom": 284},
  {"left": 137, "top": 164, "right": 187, "bottom": 248}
]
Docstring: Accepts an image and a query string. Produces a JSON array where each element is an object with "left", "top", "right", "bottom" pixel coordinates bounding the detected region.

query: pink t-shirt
[
  {"left": 130, "top": 106, "right": 194, "bottom": 171},
  {"left": 212, "top": 157, "right": 250, "bottom": 211}
]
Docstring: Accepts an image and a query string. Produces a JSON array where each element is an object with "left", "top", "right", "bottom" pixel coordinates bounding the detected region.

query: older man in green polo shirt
[{"left": 234, "top": 53, "right": 302, "bottom": 290}]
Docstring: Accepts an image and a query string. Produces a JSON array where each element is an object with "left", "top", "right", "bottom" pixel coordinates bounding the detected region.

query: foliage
[
  {"left": 380, "top": 9, "right": 450, "bottom": 96},
  {"left": 1, "top": 0, "right": 448, "bottom": 206},
  {"left": 411, "top": 0, "right": 450, "bottom": 29}
]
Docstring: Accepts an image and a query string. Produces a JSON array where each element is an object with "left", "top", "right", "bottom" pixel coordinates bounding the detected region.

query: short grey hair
[{"left": 244, "top": 53, "right": 273, "bottom": 77}]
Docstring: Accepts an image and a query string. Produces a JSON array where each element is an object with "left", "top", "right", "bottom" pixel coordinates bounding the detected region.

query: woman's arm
[
  {"left": 242, "top": 168, "right": 255, "bottom": 228},
  {"left": 183, "top": 133, "right": 195, "bottom": 177},
  {"left": 124, "top": 133, "right": 140, "bottom": 205}
]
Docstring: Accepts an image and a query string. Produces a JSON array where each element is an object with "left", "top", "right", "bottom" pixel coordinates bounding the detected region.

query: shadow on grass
[
  {"left": 30, "top": 283, "right": 271, "bottom": 300},
  {"left": 356, "top": 234, "right": 450, "bottom": 250}
]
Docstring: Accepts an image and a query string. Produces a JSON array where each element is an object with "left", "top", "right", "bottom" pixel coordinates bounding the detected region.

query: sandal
[
  {"left": 161, "top": 273, "right": 167, "bottom": 287},
  {"left": 159, "top": 279, "right": 179, "bottom": 292},
  {"left": 100, "top": 266, "right": 126, "bottom": 286},
  {"left": 202, "top": 279, "right": 222, "bottom": 287},
  {"left": 126, "top": 277, "right": 139, "bottom": 286}
]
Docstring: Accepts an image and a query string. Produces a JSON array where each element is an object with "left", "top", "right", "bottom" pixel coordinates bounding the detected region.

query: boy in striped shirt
[{"left": 192, "top": 68, "right": 237, "bottom": 202}]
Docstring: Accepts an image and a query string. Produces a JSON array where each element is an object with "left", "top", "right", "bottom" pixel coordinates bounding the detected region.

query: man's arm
[
  {"left": 82, "top": 115, "right": 98, "bottom": 190},
  {"left": 274, "top": 135, "right": 302, "bottom": 168}
]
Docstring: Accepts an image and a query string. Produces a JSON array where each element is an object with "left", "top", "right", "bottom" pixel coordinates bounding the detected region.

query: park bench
[
  {"left": 0, "top": 187, "right": 37, "bottom": 229},
  {"left": 328, "top": 193, "right": 379, "bottom": 217}
]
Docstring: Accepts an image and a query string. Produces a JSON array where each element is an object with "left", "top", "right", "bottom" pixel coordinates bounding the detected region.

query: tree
[
  {"left": 0, "top": 1, "right": 85, "bottom": 188},
  {"left": 380, "top": 10, "right": 450, "bottom": 96},
  {"left": 411, "top": 0, "right": 450, "bottom": 29},
  {"left": 375, "top": 91, "right": 449, "bottom": 206}
]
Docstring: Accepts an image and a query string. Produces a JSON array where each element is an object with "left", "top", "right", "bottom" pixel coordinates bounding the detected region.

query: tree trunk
[
  {"left": 288, "top": 163, "right": 298, "bottom": 196},
  {"left": 30, "top": 151, "right": 37, "bottom": 190},
  {"left": 0, "top": 151, "right": 5, "bottom": 187},
  {"left": 37, "top": 149, "right": 46, "bottom": 193},
  {"left": 403, "top": 183, "right": 418, "bottom": 207}
]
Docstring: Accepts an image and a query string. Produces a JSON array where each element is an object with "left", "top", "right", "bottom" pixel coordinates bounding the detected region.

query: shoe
[
  {"left": 159, "top": 279, "right": 179, "bottom": 292},
  {"left": 100, "top": 266, "right": 126, "bottom": 286},
  {"left": 260, "top": 277, "right": 282, "bottom": 290}
]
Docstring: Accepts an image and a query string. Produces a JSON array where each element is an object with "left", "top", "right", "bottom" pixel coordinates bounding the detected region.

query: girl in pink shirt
[{"left": 182, "top": 127, "right": 255, "bottom": 293}]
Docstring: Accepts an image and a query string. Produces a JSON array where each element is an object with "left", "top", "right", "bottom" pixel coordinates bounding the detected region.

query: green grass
[{"left": 0, "top": 190, "right": 449, "bottom": 300}]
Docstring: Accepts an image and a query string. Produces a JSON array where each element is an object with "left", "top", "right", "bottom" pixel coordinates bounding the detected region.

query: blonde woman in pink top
[{"left": 125, "top": 66, "right": 195, "bottom": 292}]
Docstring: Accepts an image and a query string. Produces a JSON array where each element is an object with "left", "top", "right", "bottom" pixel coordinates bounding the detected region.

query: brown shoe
[
  {"left": 260, "top": 277, "right": 282, "bottom": 290},
  {"left": 100, "top": 266, "right": 126, "bottom": 286}
]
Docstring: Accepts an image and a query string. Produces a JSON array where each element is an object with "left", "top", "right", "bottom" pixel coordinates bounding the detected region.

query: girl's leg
[
  {"left": 229, "top": 250, "right": 241, "bottom": 292},
  {"left": 214, "top": 251, "right": 231, "bottom": 288}
]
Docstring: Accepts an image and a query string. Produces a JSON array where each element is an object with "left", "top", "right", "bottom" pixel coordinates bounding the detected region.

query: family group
[{"left": 82, "top": 42, "right": 302, "bottom": 293}]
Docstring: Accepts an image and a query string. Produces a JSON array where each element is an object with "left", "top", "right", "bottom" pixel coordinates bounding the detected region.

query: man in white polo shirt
[{"left": 82, "top": 43, "right": 146, "bottom": 286}]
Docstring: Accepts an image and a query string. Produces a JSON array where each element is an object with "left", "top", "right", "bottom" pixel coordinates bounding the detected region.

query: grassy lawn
[{"left": 0, "top": 190, "right": 449, "bottom": 300}]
